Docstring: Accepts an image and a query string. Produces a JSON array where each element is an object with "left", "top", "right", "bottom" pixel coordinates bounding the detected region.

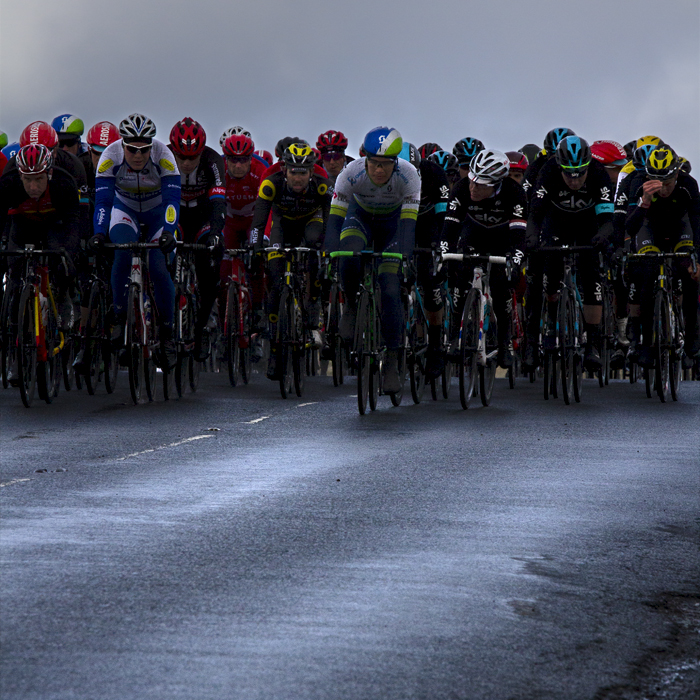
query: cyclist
[
  {"left": 426, "top": 150, "right": 460, "bottom": 188},
  {"left": 418, "top": 143, "right": 442, "bottom": 160},
  {"left": 441, "top": 149, "right": 527, "bottom": 369},
  {"left": 453, "top": 137, "right": 485, "bottom": 180},
  {"left": 169, "top": 118, "right": 226, "bottom": 360},
  {"left": 250, "top": 143, "right": 331, "bottom": 380},
  {"left": 255, "top": 149, "right": 273, "bottom": 167},
  {"left": 325, "top": 126, "right": 421, "bottom": 393},
  {"left": 51, "top": 114, "right": 86, "bottom": 155},
  {"left": 505, "top": 151, "right": 528, "bottom": 185},
  {"left": 0, "top": 144, "right": 80, "bottom": 385},
  {"left": 316, "top": 130, "right": 353, "bottom": 189},
  {"left": 221, "top": 132, "right": 269, "bottom": 349},
  {"left": 524, "top": 135, "right": 615, "bottom": 371},
  {"left": 90, "top": 113, "right": 181, "bottom": 370},
  {"left": 590, "top": 140, "right": 628, "bottom": 189},
  {"left": 409, "top": 144, "right": 451, "bottom": 378},
  {"left": 625, "top": 146, "right": 699, "bottom": 369},
  {"left": 523, "top": 128, "right": 575, "bottom": 204},
  {"left": 83, "top": 122, "right": 121, "bottom": 200}
]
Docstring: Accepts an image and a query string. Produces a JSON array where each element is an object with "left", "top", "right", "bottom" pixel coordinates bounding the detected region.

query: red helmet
[
  {"left": 86, "top": 121, "right": 120, "bottom": 150},
  {"left": 312, "top": 147, "right": 322, "bottom": 162},
  {"left": 255, "top": 149, "right": 273, "bottom": 166},
  {"left": 590, "top": 140, "right": 628, "bottom": 166},
  {"left": 223, "top": 134, "right": 255, "bottom": 157},
  {"left": 169, "top": 118, "right": 206, "bottom": 157},
  {"left": 316, "top": 130, "right": 348, "bottom": 152},
  {"left": 505, "top": 151, "right": 528, "bottom": 171},
  {"left": 19, "top": 121, "right": 58, "bottom": 149},
  {"left": 16, "top": 144, "right": 53, "bottom": 174}
]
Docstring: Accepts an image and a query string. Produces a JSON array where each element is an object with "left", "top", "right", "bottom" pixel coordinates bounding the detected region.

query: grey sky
[{"left": 1, "top": 0, "right": 699, "bottom": 166}]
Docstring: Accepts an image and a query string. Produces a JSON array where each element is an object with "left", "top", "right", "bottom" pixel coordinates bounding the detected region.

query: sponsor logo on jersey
[
  {"left": 98, "top": 159, "right": 113, "bottom": 174},
  {"left": 513, "top": 204, "right": 524, "bottom": 217},
  {"left": 440, "top": 185, "right": 449, "bottom": 198},
  {"left": 600, "top": 186, "right": 611, "bottom": 201},
  {"left": 160, "top": 158, "right": 176, "bottom": 172},
  {"left": 165, "top": 205, "right": 177, "bottom": 224},
  {"left": 318, "top": 184, "right": 328, "bottom": 195}
]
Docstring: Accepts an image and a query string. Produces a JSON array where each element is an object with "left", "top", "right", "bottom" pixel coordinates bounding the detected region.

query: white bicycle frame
[{"left": 443, "top": 253, "right": 506, "bottom": 366}]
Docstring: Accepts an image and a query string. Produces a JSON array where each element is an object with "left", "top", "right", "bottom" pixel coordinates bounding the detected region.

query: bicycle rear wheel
[
  {"left": 458, "top": 289, "right": 479, "bottom": 409},
  {"left": 328, "top": 283, "right": 344, "bottom": 387},
  {"left": 239, "top": 288, "right": 252, "bottom": 385},
  {"left": 17, "top": 284, "right": 37, "bottom": 407},
  {"left": 408, "top": 292, "right": 426, "bottom": 404},
  {"left": 277, "top": 289, "right": 294, "bottom": 399},
  {"left": 84, "top": 282, "right": 103, "bottom": 395}
]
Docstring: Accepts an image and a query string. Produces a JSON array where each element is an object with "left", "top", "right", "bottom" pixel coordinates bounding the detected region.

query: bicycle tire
[
  {"left": 125, "top": 284, "right": 143, "bottom": 404},
  {"left": 277, "top": 288, "right": 294, "bottom": 399},
  {"left": 0, "top": 277, "right": 15, "bottom": 389},
  {"left": 329, "top": 283, "right": 343, "bottom": 387},
  {"left": 408, "top": 291, "right": 426, "bottom": 404},
  {"left": 669, "top": 301, "right": 682, "bottom": 401},
  {"left": 355, "top": 291, "right": 371, "bottom": 415},
  {"left": 239, "top": 288, "right": 252, "bottom": 385},
  {"left": 458, "top": 289, "right": 479, "bottom": 409},
  {"left": 226, "top": 281, "right": 241, "bottom": 387},
  {"left": 83, "top": 282, "right": 103, "bottom": 395},
  {"left": 543, "top": 350, "right": 554, "bottom": 401},
  {"left": 294, "top": 314, "right": 306, "bottom": 398},
  {"left": 654, "top": 290, "right": 670, "bottom": 403},
  {"left": 368, "top": 297, "right": 381, "bottom": 411},
  {"left": 143, "top": 295, "right": 158, "bottom": 403},
  {"left": 559, "top": 287, "right": 575, "bottom": 405},
  {"left": 17, "top": 284, "right": 37, "bottom": 407},
  {"left": 479, "top": 308, "right": 498, "bottom": 407}
]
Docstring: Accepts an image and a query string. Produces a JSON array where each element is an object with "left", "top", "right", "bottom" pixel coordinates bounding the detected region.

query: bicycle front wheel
[
  {"left": 17, "top": 284, "right": 38, "bottom": 407},
  {"left": 458, "top": 289, "right": 479, "bottom": 409},
  {"left": 226, "top": 281, "right": 241, "bottom": 388},
  {"left": 559, "top": 288, "right": 575, "bottom": 405},
  {"left": 355, "top": 292, "right": 371, "bottom": 415},
  {"left": 479, "top": 306, "right": 498, "bottom": 407},
  {"left": 654, "top": 290, "right": 671, "bottom": 403},
  {"left": 125, "top": 284, "right": 144, "bottom": 404}
]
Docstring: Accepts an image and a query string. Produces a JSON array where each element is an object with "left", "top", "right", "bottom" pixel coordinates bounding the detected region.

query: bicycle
[
  {"left": 81, "top": 253, "right": 119, "bottom": 395},
  {"left": 171, "top": 242, "right": 215, "bottom": 397},
  {"left": 320, "top": 254, "right": 346, "bottom": 387},
  {"left": 597, "top": 259, "right": 617, "bottom": 388},
  {"left": 443, "top": 252, "right": 507, "bottom": 409},
  {"left": 625, "top": 250, "right": 696, "bottom": 402},
  {"left": 506, "top": 287, "right": 526, "bottom": 389},
  {"left": 532, "top": 245, "right": 593, "bottom": 405},
  {"left": 407, "top": 249, "right": 434, "bottom": 404},
  {"left": 1, "top": 267, "right": 18, "bottom": 389},
  {"left": 222, "top": 248, "right": 253, "bottom": 389},
  {"left": 330, "top": 250, "right": 405, "bottom": 415},
  {"left": 105, "top": 241, "right": 161, "bottom": 404},
  {"left": 0, "top": 246, "right": 69, "bottom": 407},
  {"left": 267, "top": 246, "right": 316, "bottom": 399}
]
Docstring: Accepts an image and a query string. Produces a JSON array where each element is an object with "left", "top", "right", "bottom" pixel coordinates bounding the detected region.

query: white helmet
[
  {"left": 219, "top": 126, "right": 252, "bottom": 148},
  {"left": 468, "top": 149, "right": 510, "bottom": 185},
  {"left": 119, "top": 113, "right": 156, "bottom": 141}
]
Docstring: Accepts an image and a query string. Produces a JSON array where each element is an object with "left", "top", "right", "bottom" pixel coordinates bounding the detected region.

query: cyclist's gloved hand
[
  {"left": 87, "top": 234, "right": 106, "bottom": 252},
  {"left": 207, "top": 234, "right": 224, "bottom": 263},
  {"left": 159, "top": 231, "right": 177, "bottom": 254},
  {"left": 611, "top": 247, "right": 625, "bottom": 265},
  {"left": 591, "top": 230, "right": 611, "bottom": 250}
]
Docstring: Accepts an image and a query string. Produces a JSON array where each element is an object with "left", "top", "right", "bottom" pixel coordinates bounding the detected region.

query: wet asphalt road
[{"left": 1, "top": 368, "right": 699, "bottom": 700}]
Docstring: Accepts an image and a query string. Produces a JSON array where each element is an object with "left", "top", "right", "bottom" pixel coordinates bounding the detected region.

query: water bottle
[{"left": 39, "top": 292, "right": 48, "bottom": 327}]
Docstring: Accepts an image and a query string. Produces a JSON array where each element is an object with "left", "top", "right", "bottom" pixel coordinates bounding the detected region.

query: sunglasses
[
  {"left": 322, "top": 152, "right": 344, "bottom": 162},
  {"left": 366, "top": 157, "right": 395, "bottom": 169},
  {"left": 226, "top": 155, "right": 251, "bottom": 164},
  {"left": 177, "top": 154, "right": 200, "bottom": 162},
  {"left": 90, "top": 146, "right": 106, "bottom": 155},
  {"left": 124, "top": 143, "right": 152, "bottom": 154}
]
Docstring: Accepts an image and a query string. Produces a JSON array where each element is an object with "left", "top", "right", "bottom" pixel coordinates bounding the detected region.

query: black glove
[
  {"left": 208, "top": 234, "right": 224, "bottom": 263},
  {"left": 159, "top": 232, "right": 177, "bottom": 254},
  {"left": 525, "top": 230, "right": 539, "bottom": 251},
  {"left": 87, "top": 234, "right": 106, "bottom": 252},
  {"left": 591, "top": 230, "right": 611, "bottom": 250}
]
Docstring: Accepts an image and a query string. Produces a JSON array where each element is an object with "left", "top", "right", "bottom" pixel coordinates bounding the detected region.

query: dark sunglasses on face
[
  {"left": 366, "top": 157, "right": 395, "bottom": 169},
  {"left": 226, "top": 155, "right": 250, "bottom": 164},
  {"left": 59, "top": 137, "right": 80, "bottom": 148},
  {"left": 124, "top": 143, "right": 152, "bottom": 154},
  {"left": 322, "top": 152, "right": 344, "bottom": 162},
  {"left": 177, "top": 154, "right": 200, "bottom": 162},
  {"left": 90, "top": 146, "right": 106, "bottom": 155}
]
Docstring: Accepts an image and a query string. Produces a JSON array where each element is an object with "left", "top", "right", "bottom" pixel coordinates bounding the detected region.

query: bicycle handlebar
[
  {"left": 329, "top": 250, "right": 403, "bottom": 260},
  {"left": 103, "top": 242, "right": 160, "bottom": 250},
  {"left": 0, "top": 246, "right": 70, "bottom": 258},
  {"left": 442, "top": 253, "right": 507, "bottom": 265}
]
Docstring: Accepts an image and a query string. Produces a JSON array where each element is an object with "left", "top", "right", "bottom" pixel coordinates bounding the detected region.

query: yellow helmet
[
  {"left": 636, "top": 134, "right": 662, "bottom": 148},
  {"left": 283, "top": 142, "right": 317, "bottom": 169},
  {"left": 646, "top": 147, "right": 680, "bottom": 179}
]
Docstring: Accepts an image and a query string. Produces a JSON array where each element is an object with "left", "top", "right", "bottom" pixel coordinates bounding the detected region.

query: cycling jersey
[
  {"left": 325, "top": 157, "right": 421, "bottom": 254},
  {"left": 178, "top": 146, "right": 226, "bottom": 239},
  {"left": 223, "top": 157, "right": 268, "bottom": 243},
  {"left": 249, "top": 169, "right": 331, "bottom": 250},
  {"left": 93, "top": 139, "right": 181, "bottom": 236},
  {"left": 522, "top": 152, "right": 549, "bottom": 203}
]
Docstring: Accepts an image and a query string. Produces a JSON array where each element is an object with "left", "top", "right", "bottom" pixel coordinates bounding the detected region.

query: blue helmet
[
  {"left": 51, "top": 114, "right": 84, "bottom": 136},
  {"left": 555, "top": 136, "right": 591, "bottom": 173},
  {"left": 398, "top": 142, "right": 421, "bottom": 169},
  {"left": 453, "top": 137, "right": 484, "bottom": 165},
  {"left": 427, "top": 150, "right": 459, "bottom": 177},
  {"left": 1, "top": 141, "right": 20, "bottom": 160},
  {"left": 632, "top": 143, "right": 658, "bottom": 171},
  {"left": 544, "top": 127, "right": 575, "bottom": 156},
  {"left": 363, "top": 127, "right": 403, "bottom": 158}
]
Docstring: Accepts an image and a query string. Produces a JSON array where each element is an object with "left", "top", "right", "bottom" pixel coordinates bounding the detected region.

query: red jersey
[{"left": 224, "top": 158, "right": 267, "bottom": 237}]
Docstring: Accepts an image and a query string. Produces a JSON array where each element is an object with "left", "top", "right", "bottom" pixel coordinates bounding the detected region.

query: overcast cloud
[{"left": 1, "top": 0, "right": 699, "bottom": 166}]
